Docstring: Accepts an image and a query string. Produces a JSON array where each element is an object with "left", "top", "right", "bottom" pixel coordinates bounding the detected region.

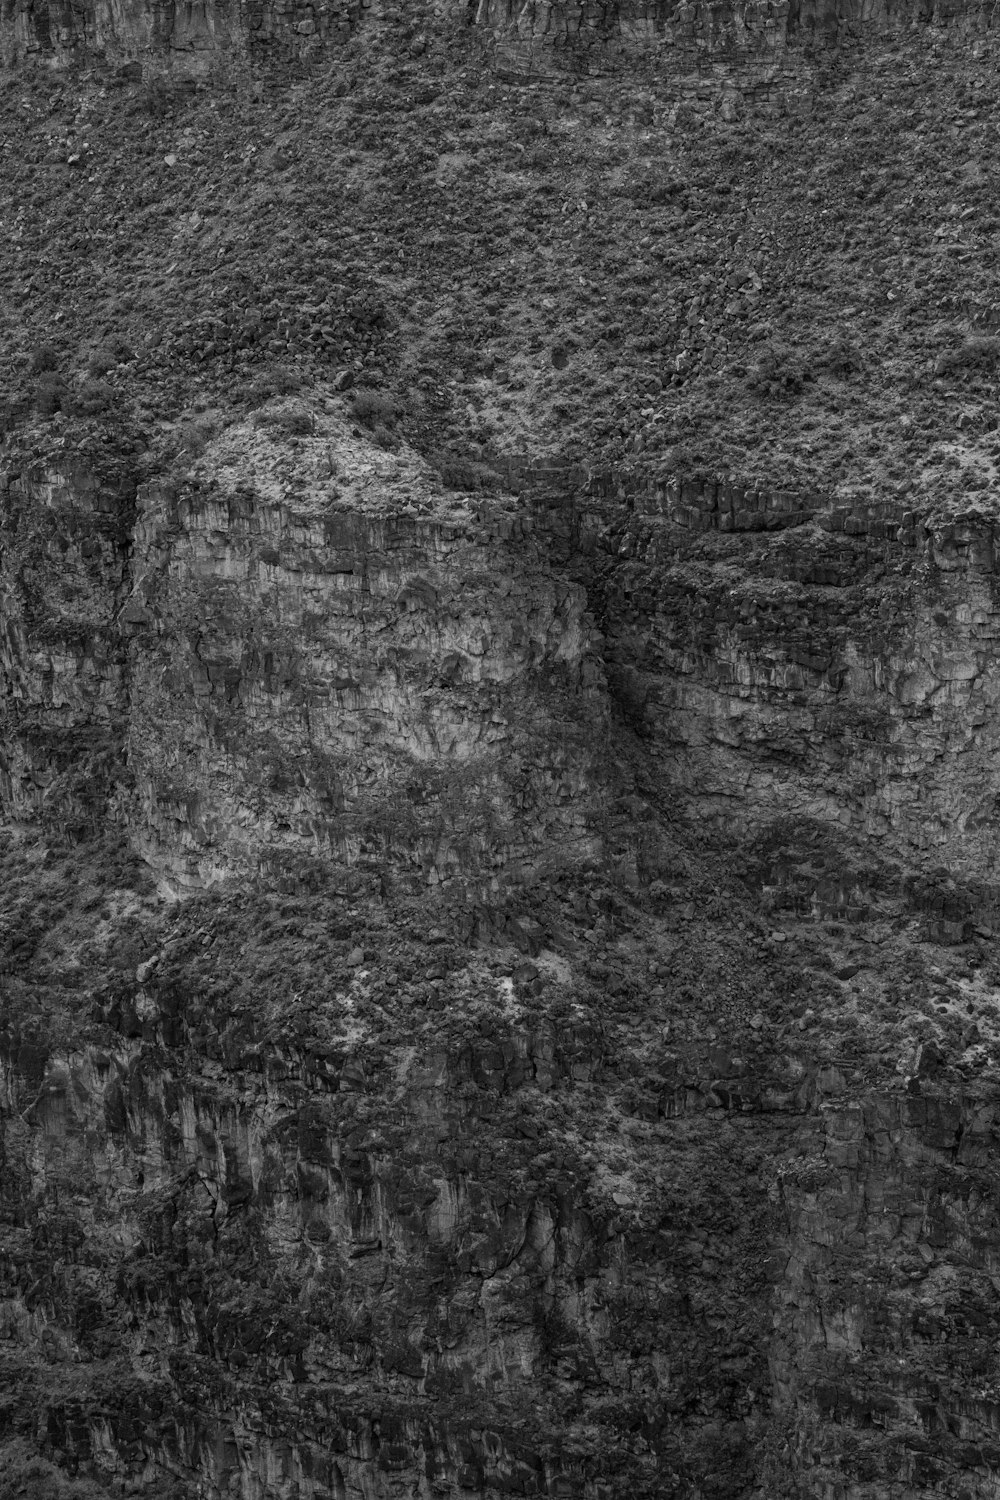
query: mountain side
[{"left": 3, "top": 3, "right": 1000, "bottom": 1498}]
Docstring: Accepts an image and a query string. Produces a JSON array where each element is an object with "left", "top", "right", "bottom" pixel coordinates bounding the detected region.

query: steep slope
[{"left": 3, "top": 2, "right": 1000, "bottom": 1498}]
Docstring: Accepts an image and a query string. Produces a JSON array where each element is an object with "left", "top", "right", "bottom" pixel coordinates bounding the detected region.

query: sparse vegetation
[
  {"left": 349, "top": 388, "right": 397, "bottom": 428},
  {"left": 72, "top": 376, "right": 114, "bottom": 415},
  {"left": 0, "top": 19, "right": 995, "bottom": 510},
  {"left": 252, "top": 401, "right": 314, "bottom": 437}
]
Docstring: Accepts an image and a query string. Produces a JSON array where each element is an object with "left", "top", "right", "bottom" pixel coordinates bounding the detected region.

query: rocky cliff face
[
  {"left": 4, "top": 1, "right": 1000, "bottom": 1497},
  {"left": 2, "top": 941, "right": 783, "bottom": 1499},
  {"left": 562, "top": 472, "right": 1000, "bottom": 930},
  {"left": 474, "top": 0, "right": 994, "bottom": 77},
  {"left": 3, "top": 412, "right": 607, "bottom": 897},
  {"left": 0, "top": 457, "right": 135, "bottom": 835},
  {"left": 125, "top": 408, "right": 606, "bottom": 894},
  {"left": 6, "top": 870, "right": 1000, "bottom": 1499},
  {"left": 0, "top": 0, "right": 362, "bottom": 69},
  {"left": 10, "top": 407, "right": 1000, "bottom": 1500},
  {"left": 773, "top": 1087, "right": 1000, "bottom": 1498},
  {"left": 3, "top": 0, "right": 993, "bottom": 73}
]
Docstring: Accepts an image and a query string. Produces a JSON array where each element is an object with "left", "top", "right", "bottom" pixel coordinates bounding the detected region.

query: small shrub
[
  {"left": 28, "top": 344, "right": 60, "bottom": 375},
  {"left": 934, "top": 335, "right": 1000, "bottom": 377},
  {"left": 87, "top": 336, "right": 133, "bottom": 374},
  {"left": 747, "top": 345, "right": 806, "bottom": 400},
  {"left": 34, "top": 371, "right": 68, "bottom": 417},
  {"left": 665, "top": 442, "right": 696, "bottom": 473},
  {"left": 276, "top": 368, "right": 304, "bottom": 395},
  {"left": 172, "top": 416, "right": 217, "bottom": 457},
  {"left": 822, "top": 337, "right": 862, "bottom": 378},
  {"left": 429, "top": 453, "right": 502, "bottom": 492},
  {"left": 140, "top": 75, "right": 176, "bottom": 118},
  {"left": 245, "top": 366, "right": 303, "bottom": 404},
  {"left": 72, "top": 378, "right": 114, "bottom": 417},
  {"left": 253, "top": 403, "right": 314, "bottom": 438},
  {"left": 350, "top": 388, "right": 397, "bottom": 428},
  {"left": 87, "top": 348, "right": 115, "bottom": 376}
]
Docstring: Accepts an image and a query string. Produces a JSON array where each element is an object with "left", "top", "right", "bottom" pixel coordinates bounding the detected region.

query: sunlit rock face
[
  {"left": 0, "top": 411, "right": 609, "bottom": 895},
  {"left": 123, "top": 410, "right": 608, "bottom": 894}
]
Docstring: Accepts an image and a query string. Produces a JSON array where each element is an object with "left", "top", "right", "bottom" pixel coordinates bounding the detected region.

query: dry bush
[
  {"left": 934, "top": 335, "right": 1000, "bottom": 377},
  {"left": 746, "top": 345, "right": 806, "bottom": 400},
  {"left": 72, "top": 377, "right": 114, "bottom": 416},
  {"left": 821, "top": 337, "right": 862, "bottom": 379},
  {"left": 429, "top": 452, "right": 502, "bottom": 491},
  {"left": 245, "top": 366, "right": 303, "bottom": 405},
  {"left": 172, "top": 415, "right": 218, "bottom": 457},
  {"left": 27, "top": 344, "right": 60, "bottom": 375},
  {"left": 34, "top": 371, "right": 68, "bottom": 416},
  {"left": 253, "top": 402, "right": 315, "bottom": 438},
  {"left": 87, "top": 336, "right": 134, "bottom": 374},
  {"left": 350, "top": 388, "right": 397, "bottom": 428}
]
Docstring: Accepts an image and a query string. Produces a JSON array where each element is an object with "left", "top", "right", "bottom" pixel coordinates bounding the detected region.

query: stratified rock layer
[
  {"left": 0, "top": 0, "right": 362, "bottom": 67},
  {"left": 3, "top": 0, "right": 993, "bottom": 72},
  {"left": 0, "top": 458, "right": 135, "bottom": 833},
  {"left": 474, "top": 0, "right": 995, "bottom": 76},
  {"left": 563, "top": 469, "right": 1000, "bottom": 928}
]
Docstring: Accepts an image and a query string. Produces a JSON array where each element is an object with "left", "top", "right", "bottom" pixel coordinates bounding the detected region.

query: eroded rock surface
[
  {"left": 0, "top": 0, "right": 362, "bottom": 69},
  {"left": 2, "top": 414, "right": 608, "bottom": 896},
  {"left": 474, "top": 0, "right": 995, "bottom": 77},
  {"left": 9, "top": 409, "right": 1000, "bottom": 1500},
  {"left": 3, "top": 0, "right": 993, "bottom": 75},
  {"left": 4, "top": 2, "right": 1000, "bottom": 1498},
  {"left": 0, "top": 458, "right": 135, "bottom": 832},
  {"left": 123, "top": 408, "right": 607, "bottom": 893},
  {"left": 565, "top": 470, "right": 1000, "bottom": 927}
]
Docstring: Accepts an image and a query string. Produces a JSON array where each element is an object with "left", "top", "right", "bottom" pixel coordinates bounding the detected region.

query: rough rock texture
[
  {"left": 0, "top": 457, "right": 135, "bottom": 833},
  {"left": 3, "top": 416, "right": 608, "bottom": 896},
  {"left": 124, "top": 409, "right": 607, "bottom": 893},
  {"left": 5, "top": 1, "right": 1000, "bottom": 1497},
  {"left": 6, "top": 875, "right": 1000, "bottom": 1500},
  {"left": 1, "top": 965, "right": 784, "bottom": 1499},
  {"left": 3, "top": 0, "right": 993, "bottom": 75},
  {"left": 0, "top": 0, "right": 362, "bottom": 68},
  {"left": 773, "top": 1087, "right": 1000, "bottom": 1498},
  {"left": 474, "top": 0, "right": 995, "bottom": 76},
  {"left": 538, "top": 469, "right": 1000, "bottom": 925},
  {"left": 13, "top": 420, "right": 1000, "bottom": 1499}
]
